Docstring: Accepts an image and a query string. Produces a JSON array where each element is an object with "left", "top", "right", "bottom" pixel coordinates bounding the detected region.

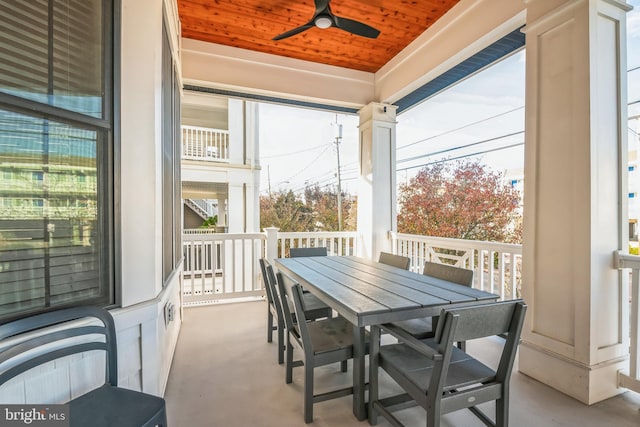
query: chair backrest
[
  {"left": 289, "top": 247, "right": 327, "bottom": 257},
  {"left": 434, "top": 300, "right": 527, "bottom": 382},
  {"left": 275, "top": 271, "right": 300, "bottom": 336},
  {"left": 261, "top": 259, "right": 286, "bottom": 316},
  {"left": 0, "top": 306, "right": 118, "bottom": 387},
  {"left": 378, "top": 252, "right": 411, "bottom": 270},
  {"left": 423, "top": 261, "right": 474, "bottom": 287},
  {"left": 259, "top": 258, "right": 275, "bottom": 305}
]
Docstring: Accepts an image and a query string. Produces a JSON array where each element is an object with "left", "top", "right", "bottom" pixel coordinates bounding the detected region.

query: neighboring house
[
  {"left": 181, "top": 93, "right": 260, "bottom": 233},
  {"left": 629, "top": 117, "right": 640, "bottom": 245}
]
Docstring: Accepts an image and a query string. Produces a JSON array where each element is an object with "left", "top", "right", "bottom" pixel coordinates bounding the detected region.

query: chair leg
[
  {"left": 277, "top": 318, "right": 285, "bottom": 364},
  {"left": 496, "top": 396, "right": 508, "bottom": 427},
  {"left": 286, "top": 337, "right": 294, "bottom": 384},
  {"left": 303, "top": 361, "right": 314, "bottom": 423},
  {"left": 267, "top": 309, "right": 273, "bottom": 343},
  {"left": 457, "top": 341, "right": 466, "bottom": 352}
]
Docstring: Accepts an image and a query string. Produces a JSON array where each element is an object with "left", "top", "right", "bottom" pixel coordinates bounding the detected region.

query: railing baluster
[{"left": 181, "top": 125, "right": 230, "bottom": 162}]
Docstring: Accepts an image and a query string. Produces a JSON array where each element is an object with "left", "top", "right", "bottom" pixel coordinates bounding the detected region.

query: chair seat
[
  {"left": 69, "top": 384, "right": 166, "bottom": 427},
  {"left": 379, "top": 339, "right": 495, "bottom": 392},
  {"left": 389, "top": 317, "right": 434, "bottom": 340},
  {"left": 307, "top": 316, "right": 364, "bottom": 355}
]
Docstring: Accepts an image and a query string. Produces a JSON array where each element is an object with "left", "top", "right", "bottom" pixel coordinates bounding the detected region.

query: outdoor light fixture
[{"left": 314, "top": 15, "right": 333, "bottom": 29}]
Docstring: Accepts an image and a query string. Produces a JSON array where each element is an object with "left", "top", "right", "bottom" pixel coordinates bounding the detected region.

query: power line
[
  {"left": 261, "top": 143, "right": 330, "bottom": 159},
  {"left": 274, "top": 144, "right": 332, "bottom": 186},
  {"left": 396, "top": 142, "right": 524, "bottom": 173},
  {"left": 397, "top": 131, "right": 524, "bottom": 164},
  {"left": 397, "top": 106, "right": 524, "bottom": 150}
]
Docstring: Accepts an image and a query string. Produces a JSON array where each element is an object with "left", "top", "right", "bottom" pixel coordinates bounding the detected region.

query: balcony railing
[
  {"left": 182, "top": 232, "right": 265, "bottom": 305},
  {"left": 615, "top": 251, "right": 640, "bottom": 394},
  {"left": 181, "top": 230, "right": 519, "bottom": 304},
  {"left": 274, "top": 231, "right": 359, "bottom": 258},
  {"left": 181, "top": 125, "right": 229, "bottom": 162},
  {"left": 390, "top": 232, "right": 522, "bottom": 300},
  {"left": 181, "top": 230, "right": 359, "bottom": 306}
]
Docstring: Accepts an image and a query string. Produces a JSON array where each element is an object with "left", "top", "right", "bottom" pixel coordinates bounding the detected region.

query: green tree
[
  {"left": 259, "top": 185, "right": 357, "bottom": 232},
  {"left": 303, "top": 184, "right": 356, "bottom": 231},
  {"left": 397, "top": 160, "right": 521, "bottom": 243},
  {"left": 260, "top": 190, "right": 314, "bottom": 231}
]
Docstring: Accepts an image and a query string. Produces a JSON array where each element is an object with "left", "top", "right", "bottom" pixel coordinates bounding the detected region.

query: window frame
[{"left": 0, "top": 0, "right": 119, "bottom": 321}]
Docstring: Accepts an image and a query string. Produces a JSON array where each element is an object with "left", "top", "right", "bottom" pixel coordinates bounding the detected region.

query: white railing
[
  {"left": 182, "top": 125, "right": 229, "bottom": 162},
  {"left": 390, "top": 232, "right": 522, "bottom": 301},
  {"left": 615, "top": 251, "right": 640, "bottom": 394},
  {"left": 274, "top": 231, "right": 359, "bottom": 258},
  {"left": 182, "top": 232, "right": 265, "bottom": 305}
]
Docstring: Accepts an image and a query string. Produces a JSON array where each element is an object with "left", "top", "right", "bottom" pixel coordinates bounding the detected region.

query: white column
[
  {"left": 245, "top": 101, "right": 261, "bottom": 232},
  {"left": 227, "top": 183, "right": 244, "bottom": 233},
  {"left": 228, "top": 98, "right": 244, "bottom": 165},
  {"left": 357, "top": 103, "right": 397, "bottom": 260},
  {"left": 520, "top": 0, "right": 631, "bottom": 404},
  {"left": 120, "top": 0, "right": 163, "bottom": 305}
]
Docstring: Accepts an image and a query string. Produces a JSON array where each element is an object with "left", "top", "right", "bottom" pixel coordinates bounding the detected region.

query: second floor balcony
[{"left": 182, "top": 125, "right": 229, "bottom": 163}]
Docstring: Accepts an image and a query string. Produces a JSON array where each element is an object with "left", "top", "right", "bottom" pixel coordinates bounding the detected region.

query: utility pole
[{"left": 334, "top": 121, "right": 343, "bottom": 231}]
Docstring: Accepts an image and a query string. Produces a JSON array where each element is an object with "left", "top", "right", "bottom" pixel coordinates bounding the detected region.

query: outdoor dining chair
[
  {"left": 0, "top": 306, "right": 167, "bottom": 427},
  {"left": 276, "top": 272, "right": 369, "bottom": 423},
  {"left": 260, "top": 258, "right": 332, "bottom": 364},
  {"left": 378, "top": 252, "right": 411, "bottom": 270},
  {"left": 391, "top": 262, "right": 474, "bottom": 345},
  {"left": 369, "top": 299, "right": 527, "bottom": 427},
  {"left": 289, "top": 247, "right": 328, "bottom": 257}
]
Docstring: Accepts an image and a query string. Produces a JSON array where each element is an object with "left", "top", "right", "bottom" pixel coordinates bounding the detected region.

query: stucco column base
[{"left": 519, "top": 341, "right": 628, "bottom": 405}]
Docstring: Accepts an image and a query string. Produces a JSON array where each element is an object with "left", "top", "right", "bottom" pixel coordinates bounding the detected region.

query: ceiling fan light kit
[
  {"left": 314, "top": 15, "right": 333, "bottom": 29},
  {"left": 273, "top": 0, "right": 380, "bottom": 41}
]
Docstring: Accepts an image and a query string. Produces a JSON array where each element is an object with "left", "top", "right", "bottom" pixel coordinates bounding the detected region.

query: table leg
[{"left": 352, "top": 324, "right": 367, "bottom": 421}]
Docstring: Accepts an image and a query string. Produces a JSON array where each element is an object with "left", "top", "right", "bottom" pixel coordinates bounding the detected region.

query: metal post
[{"left": 335, "top": 123, "right": 343, "bottom": 231}]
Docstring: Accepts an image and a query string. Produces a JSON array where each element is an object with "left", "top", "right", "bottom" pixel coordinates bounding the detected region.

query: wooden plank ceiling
[{"left": 177, "top": 0, "right": 461, "bottom": 73}]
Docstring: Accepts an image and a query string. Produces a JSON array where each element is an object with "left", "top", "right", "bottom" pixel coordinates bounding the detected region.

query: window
[
  {"left": 630, "top": 165, "right": 636, "bottom": 172},
  {"left": 630, "top": 193, "right": 637, "bottom": 199},
  {"left": 162, "top": 19, "right": 182, "bottom": 283},
  {"left": 0, "top": 1, "right": 115, "bottom": 321}
]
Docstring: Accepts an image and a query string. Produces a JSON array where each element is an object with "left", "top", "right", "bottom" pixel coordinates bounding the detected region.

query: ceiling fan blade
[
  {"left": 334, "top": 16, "right": 380, "bottom": 38},
  {"left": 313, "top": 0, "right": 330, "bottom": 15},
  {"left": 272, "top": 23, "right": 314, "bottom": 40}
]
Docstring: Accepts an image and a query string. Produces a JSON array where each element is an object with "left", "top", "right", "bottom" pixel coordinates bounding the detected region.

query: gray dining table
[{"left": 274, "top": 255, "right": 499, "bottom": 421}]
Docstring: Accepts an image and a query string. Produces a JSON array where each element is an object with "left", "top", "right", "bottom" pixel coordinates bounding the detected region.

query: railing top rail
[
  {"left": 614, "top": 250, "right": 640, "bottom": 269},
  {"left": 183, "top": 232, "right": 266, "bottom": 241},
  {"left": 182, "top": 124, "right": 229, "bottom": 134},
  {"left": 277, "top": 231, "right": 358, "bottom": 238},
  {"left": 391, "top": 231, "right": 522, "bottom": 253}
]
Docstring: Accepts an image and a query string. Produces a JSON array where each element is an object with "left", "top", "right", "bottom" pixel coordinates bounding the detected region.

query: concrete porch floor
[{"left": 165, "top": 300, "right": 640, "bottom": 426}]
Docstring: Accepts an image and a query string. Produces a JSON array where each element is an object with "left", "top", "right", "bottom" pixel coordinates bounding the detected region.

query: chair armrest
[{"left": 379, "top": 323, "right": 443, "bottom": 361}]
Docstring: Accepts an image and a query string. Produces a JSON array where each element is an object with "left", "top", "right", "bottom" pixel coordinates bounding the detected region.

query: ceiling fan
[{"left": 272, "top": 0, "right": 380, "bottom": 41}]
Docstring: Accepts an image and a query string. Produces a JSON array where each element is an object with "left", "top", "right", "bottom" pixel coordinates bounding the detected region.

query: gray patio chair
[
  {"left": 0, "top": 306, "right": 167, "bottom": 427},
  {"left": 276, "top": 272, "right": 368, "bottom": 423},
  {"left": 369, "top": 299, "right": 527, "bottom": 427},
  {"left": 378, "top": 252, "right": 411, "bottom": 270},
  {"left": 260, "top": 258, "right": 332, "bottom": 364},
  {"left": 289, "top": 247, "right": 328, "bottom": 257},
  {"left": 391, "top": 262, "right": 474, "bottom": 347}
]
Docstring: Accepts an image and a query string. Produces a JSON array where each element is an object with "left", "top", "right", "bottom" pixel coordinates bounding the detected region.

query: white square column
[
  {"left": 520, "top": 0, "right": 631, "bottom": 404},
  {"left": 357, "top": 103, "right": 398, "bottom": 260}
]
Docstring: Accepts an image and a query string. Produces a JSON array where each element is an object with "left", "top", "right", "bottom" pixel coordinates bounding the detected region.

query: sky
[{"left": 259, "top": 3, "right": 640, "bottom": 195}]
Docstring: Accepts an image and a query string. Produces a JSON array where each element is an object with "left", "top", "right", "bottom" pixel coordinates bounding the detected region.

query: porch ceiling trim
[
  {"left": 394, "top": 27, "right": 526, "bottom": 114},
  {"left": 183, "top": 84, "right": 359, "bottom": 115}
]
